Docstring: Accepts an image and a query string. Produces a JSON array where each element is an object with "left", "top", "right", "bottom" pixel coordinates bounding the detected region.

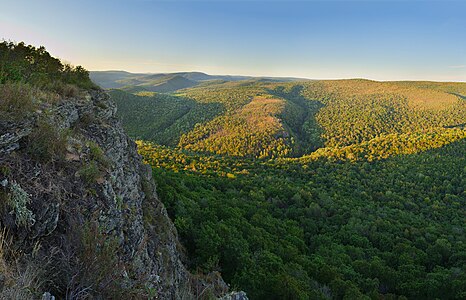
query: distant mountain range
[{"left": 90, "top": 70, "right": 309, "bottom": 92}]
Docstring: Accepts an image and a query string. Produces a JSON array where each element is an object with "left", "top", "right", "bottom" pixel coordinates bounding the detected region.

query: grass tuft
[
  {"left": 27, "top": 118, "right": 69, "bottom": 162},
  {"left": 0, "top": 83, "right": 37, "bottom": 121}
]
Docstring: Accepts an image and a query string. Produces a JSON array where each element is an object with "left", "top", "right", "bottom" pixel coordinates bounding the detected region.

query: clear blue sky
[{"left": 1, "top": 0, "right": 465, "bottom": 81}]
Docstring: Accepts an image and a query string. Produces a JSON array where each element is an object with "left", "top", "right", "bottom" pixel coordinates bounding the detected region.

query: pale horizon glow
[{"left": 1, "top": 0, "right": 465, "bottom": 82}]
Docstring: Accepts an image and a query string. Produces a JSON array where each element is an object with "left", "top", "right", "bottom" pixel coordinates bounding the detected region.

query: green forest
[
  {"left": 137, "top": 140, "right": 466, "bottom": 299},
  {"left": 108, "top": 76, "right": 466, "bottom": 299},
  {"left": 111, "top": 79, "right": 465, "bottom": 159}
]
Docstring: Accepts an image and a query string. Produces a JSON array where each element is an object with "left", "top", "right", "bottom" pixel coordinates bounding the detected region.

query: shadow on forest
[
  {"left": 267, "top": 85, "right": 325, "bottom": 156},
  {"left": 444, "top": 123, "right": 465, "bottom": 129},
  {"left": 110, "top": 90, "right": 225, "bottom": 146},
  {"left": 450, "top": 92, "right": 466, "bottom": 100}
]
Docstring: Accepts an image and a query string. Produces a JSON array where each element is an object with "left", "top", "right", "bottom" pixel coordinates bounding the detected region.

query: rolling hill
[
  {"left": 109, "top": 78, "right": 466, "bottom": 159},
  {"left": 122, "top": 74, "right": 198, "bottom": 93},
  {"left": 89, "top": 70, "right": 145, "bottom": 88},
  {"left": 90, "top": 70, "right": 308, "bottom": 92}
]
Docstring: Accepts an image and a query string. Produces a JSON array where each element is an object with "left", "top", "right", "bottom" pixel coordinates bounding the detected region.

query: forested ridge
[
  {"left": 105, "top": 74, "right": 466, "bottom": 299},
  {"left": 110, "top": 78, "right": 466, "bottom": 159}
]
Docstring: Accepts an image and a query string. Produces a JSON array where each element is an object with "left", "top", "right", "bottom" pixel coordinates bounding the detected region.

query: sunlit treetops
[
  {"left": 0, "top": 41, "right": 97, "bottom": 90},
  {"left": 112, "top": 74, "right": 466, "bottom": 160}
]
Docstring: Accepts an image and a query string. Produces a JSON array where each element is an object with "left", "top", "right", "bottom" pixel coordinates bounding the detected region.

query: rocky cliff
[{"left": 0, "top": 89, "right": 232, "bottom": 299}]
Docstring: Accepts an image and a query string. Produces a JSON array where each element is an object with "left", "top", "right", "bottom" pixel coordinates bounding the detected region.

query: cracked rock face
[
  {"left": 0, "top": 90, "right": 193, "bottom": 298},
  {"left": 0, "top": 119, "right": 34, "bottom": 155}
]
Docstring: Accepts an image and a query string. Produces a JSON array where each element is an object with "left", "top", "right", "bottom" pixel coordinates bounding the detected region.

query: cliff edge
[{"left": 0, "top": 89, "right": 209, "bottom": 299}]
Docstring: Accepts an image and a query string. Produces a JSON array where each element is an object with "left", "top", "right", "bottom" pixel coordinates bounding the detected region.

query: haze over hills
[{"left": 90, "top": 70, "right": 309, "bottom": 92}]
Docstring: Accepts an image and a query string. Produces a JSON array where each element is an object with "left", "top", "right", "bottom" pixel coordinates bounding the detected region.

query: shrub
[
  {"left": 0, "top": 166, "right": 11, "bottom": 177},
  {"left": 77, "top": 161, "right": 100, "bottom": 185},
  {"left": 7, "top": 182, "right": 35, "bottom": 228},
  {"left": 78, "top": 112, "right": 96, "bottom": 128},
  {"left": 87, "top": 141, "right": 109, "bottom": 168},
  {"left": 66, "top": 223, "right": 124, "bottom": 299},
  {"left": 88, "top": 142, "right": 103, "bottom": 160},
  {"left": 27, "top": 119, "right": 68, "bottom": 162}
]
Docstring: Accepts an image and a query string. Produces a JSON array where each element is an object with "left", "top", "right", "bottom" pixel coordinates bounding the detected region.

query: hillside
[
  {"left": 109, "top": 78, "right": 466, "bottom": 160},
  {"left": 125, "top": 75, "right": 198, "bottom": 93},
  {"left": 14, "top": 47, "right": 464, "bottom": 299},
  {"left": 106, "top": 73, "right": 466, "bottom": 299},
  {"left": 89, "top": 70, "right": 143, "bottom": 89},
  {"left": 109, "top": 89, "right": 224, "bottom": 146}
]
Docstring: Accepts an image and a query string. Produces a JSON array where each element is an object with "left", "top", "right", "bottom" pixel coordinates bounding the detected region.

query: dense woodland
[
  {"left": 3, "top": 40, "right": 465, "bottom": 299},
  {"left": 111, "top": 76, "right": 466, "bottom": 299},
  {"left": 111, "top": 78, "right": 466, "bottom": 159},
  {"left": 137, "top": 140, "right": 466, "bottom": 299}
]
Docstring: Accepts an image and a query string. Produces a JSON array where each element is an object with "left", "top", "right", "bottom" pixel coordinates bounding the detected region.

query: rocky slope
[{"left": 0, "top": 89, "right": 241, "bottom": 299}]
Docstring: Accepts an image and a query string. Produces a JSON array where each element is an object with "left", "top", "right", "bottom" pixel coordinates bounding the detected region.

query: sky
[{"left": 1, "top": 0, "right": 465, "bottom": 81}]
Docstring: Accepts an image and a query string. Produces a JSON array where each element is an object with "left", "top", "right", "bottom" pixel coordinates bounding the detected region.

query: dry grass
[
  {"left": 0, "top": 83, "right": 66, "bottom": 122},
  {"left": 64, "top": 222, "right": 126, "bottom": 299},
  {"left": 0, "top": 228, "right": 43, "bottom": 300},
  {"left": 0, "top": 83, "right": 37, "bottom": 121},
  {"left": 46, "top": 81, "right": 80, "bottom": 98}
]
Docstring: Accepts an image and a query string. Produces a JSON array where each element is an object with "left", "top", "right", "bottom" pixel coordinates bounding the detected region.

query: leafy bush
[
  {"left": 87, "top": 141, "right": 109, "bottom": 168},
  {"left": 7, "top": 182, "right": 35, "bottom": 228}
]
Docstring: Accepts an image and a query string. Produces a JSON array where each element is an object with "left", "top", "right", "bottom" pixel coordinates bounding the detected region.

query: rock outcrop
[{"left": 0, "top": 90, "right": 203, "bottom": 298}]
